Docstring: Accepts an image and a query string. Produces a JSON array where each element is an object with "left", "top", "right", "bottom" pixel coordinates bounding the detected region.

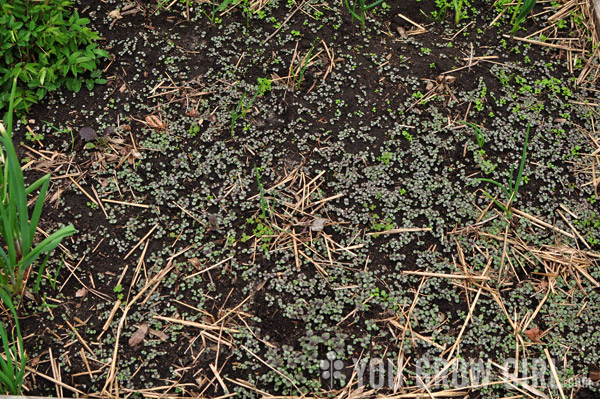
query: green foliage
[
  {"left": 0, "top": 0, "right": 109, "bottom": 115},
  {"left": 231, "top": 77, "right": 272, "bottom": 133},
  {"left": 203, "top": 0, "right": 234, "bottom": 24},
  {"left": 371, "top": 214, "right": 394, "bottom": 236},
  {"left": 461, "top": 121, "right": 485, "bottom": 149},
  {"left": 451, "top": 0, "right": 466, "bottom": 24},
  {"left": 0, "top": 288, "right": 26, "bottom": 395},
  {"left": 0, "top": 78, "right": 76, "bottom": 295},
  {"left": 343, "top": 0, "right": 385, "bottom": 28},
  {"left": 474, "top": 124, "right": 531, "bottom": 217},
  {"left": 427, "top": 0, "right": 468, "bottom": 24},
  {"left": 511, "top": 0, "right": 538, "bottom": 35}
]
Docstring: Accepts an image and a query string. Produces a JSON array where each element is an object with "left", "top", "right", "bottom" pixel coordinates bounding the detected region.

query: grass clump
[
  {"left": 0, "top": 0, "right": 109, "bottom": 115},
  {"left": 0, "top": 78, "right": 76, "bottom": 295},
  {"left": 344, "top": 0, "right": 385, "bottom": 29},
  {"left": 0, "top": 288, "right": 25, "bottom": 395},
  {"left": 511, "top": 0, "right": 537, "bottom": 36}
]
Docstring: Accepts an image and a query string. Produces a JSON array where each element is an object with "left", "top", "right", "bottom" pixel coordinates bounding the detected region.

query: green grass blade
[
  {"left": 509, "top": 123, "right": 530, "bottom": 204},
  {"left": 27, "top": 175, "right": 51, "bottom": 250},
  {"left": 19, "top": 225, "right": 75, "bottom": 271},
  {"left": 461, "top": 121, "right": 485, "bottom": 149},
  {"left": 479, "top": 189, "right": 508, "bottom": 214},
  {"left": 344, "top": 0, "right": 364, "bottom": 23},
  {"left": 475, "top": 178, "right": 512, "bottom": 201},
  {"left": 511, "top": 0, "right": 537, "bottom": 35},
  {"left": 364, "top": 0, "right": 384, "bottom": 11},
  {"left": 0, "top": 288, "right": 23, "bottom": 394}
]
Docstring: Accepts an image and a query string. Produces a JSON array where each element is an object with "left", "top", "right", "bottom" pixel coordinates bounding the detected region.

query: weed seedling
[
  {"left": 461, "top": 121, "right": 485, "bottom": 149},
  {"left": 344, "top": 0, "right": 385, "bottom": 29},
  {"left": 474, "top": 124, "right": 531, "bottom": 217},
  {"left": 231, "top": 77, "right": 271, "bottom": 133}
]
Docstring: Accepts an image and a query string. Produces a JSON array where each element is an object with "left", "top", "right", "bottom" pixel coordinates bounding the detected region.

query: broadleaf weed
[{"left": 0, "top": 0, "right": 109, "bottom": 115}]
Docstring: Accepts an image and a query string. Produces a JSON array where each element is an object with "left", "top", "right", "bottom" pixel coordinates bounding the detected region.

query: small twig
[{"left": 262, "top": 0, "right": 307, "bottom": 45}]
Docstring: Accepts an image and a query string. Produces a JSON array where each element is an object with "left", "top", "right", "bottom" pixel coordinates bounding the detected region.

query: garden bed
[{"left": 4, "top": 0, "right": 600, "bottom": 398}]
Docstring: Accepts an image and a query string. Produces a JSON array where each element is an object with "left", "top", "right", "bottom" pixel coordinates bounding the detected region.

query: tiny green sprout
[
  {"left": 461, "top": 121, "right": 485, "bottom": 149},
  {"left": 113, "top": 283, "right": 124, "bottom": 301}
]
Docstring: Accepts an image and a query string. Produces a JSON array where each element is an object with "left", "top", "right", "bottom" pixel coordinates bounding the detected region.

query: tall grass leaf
[
  {"left": 510, "top": 123, "right": 530, "bottom": 202},
  {"left": 1, "top": 76, "right": 75, "bottom": 293},
  {"left": 26, "top": 176, "right": 51, "bottom": 252},
  {"left": 0, "top": 288, "right": 25, "bottom": 394},
  {"left": 344, "top": 0, "right": 363, "bottom": 23},
  {"left": 364, "top": 0, "right": 385, "bottom": 11},
  {"left": 475, "top": 178, "right": 512, "bottom": 200},
  {"left": 511, "top": 0, "right": 537, "bottom": 35}
]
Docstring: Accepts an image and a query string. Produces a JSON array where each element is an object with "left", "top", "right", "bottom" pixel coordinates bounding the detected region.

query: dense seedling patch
[{"left": 2, "top": 0, "right": 600, "bottom": 397}]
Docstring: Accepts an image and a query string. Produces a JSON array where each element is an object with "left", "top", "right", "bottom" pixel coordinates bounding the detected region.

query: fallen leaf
[
  {"left": 103, "top": 126, "right": 116, "bottom": 135},
  {"left": 589, "top": 364, "right": 600, "bottom": 382},
  {"left": 524, "top": 327, "right": 542, "bottom": 342},
  {"left": 311, "top": 218, "right": 326, "bottom": 232},
  {"left": 145, "top": 115, "right": 165, "bottom": 130},
  {"left": 108, "top": 9, "right": 122, "bottom": 19},
  {"left": 444, "top": 75, "right": 456, "bottom": 84},
  {"left": 189, "top": 257, "right": 203, "bottom": 270},
  {"left": 75, "top": 287, "right": 88, "bottom": 298},
  {"left": 208, "top": 214, "right": 219, "bottom": 228},
  {"left": 79, "top": 127, "right": 97, "bottom": 141},
  {"left": 129, "top": 323, "right": 148, "bottom": 347}
]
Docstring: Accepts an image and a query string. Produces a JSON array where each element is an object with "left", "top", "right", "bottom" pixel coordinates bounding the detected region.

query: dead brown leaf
[
  {"left": 189, "top": 257, "right": 203, "bottom": 270},
  {"left": 145, "top": 115, "right": 165, "bottom": 130},
  {"left": 129, "top": 323, "right": 148, "bottom": 346},
  {"left": 524, "top": 326, "right": 542, "bottom": 342},
  {"left": 396, "top": 26, "right": 408, "bottom": 40},
  {"left": 589, "top": 365, "right": 600, "bottom": 382}
]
